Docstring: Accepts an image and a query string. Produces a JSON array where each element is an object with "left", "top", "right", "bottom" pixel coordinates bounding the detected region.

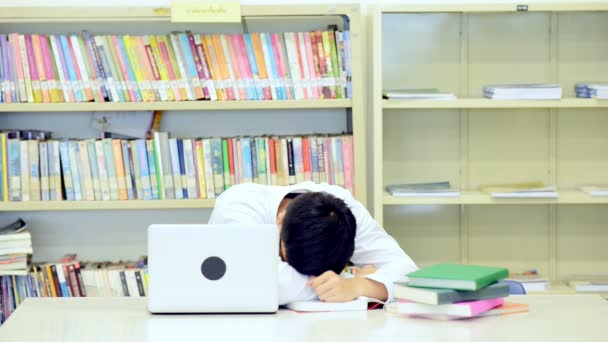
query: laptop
[{"left": 147, "top": 224, "right": 279, "bottom": 313}]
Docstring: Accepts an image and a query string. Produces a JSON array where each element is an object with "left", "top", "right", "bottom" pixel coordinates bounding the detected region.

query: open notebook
[{"left": 285, "top": 297, "right": 382, "bottom": 312}]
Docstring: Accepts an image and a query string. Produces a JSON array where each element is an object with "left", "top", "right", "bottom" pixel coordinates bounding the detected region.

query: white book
[
  {"left": 27, "top": 140, "right": 41, "bottom": 201},
  {"left": 70, "top": 35, "right": 94, "bottom": 101},
  {"left": 39, "top": 142, "right": 49, "bottom": 201},
  {"left": 169, "top": 33, "right": 195, "bottom": 101},
  {"left": 95, "top": 140, "right": 111, "bottom": 201},
  {"left": 284, "top": 32, "right": 304, "bottom": 100},
  {"left": 68, "top": 142, "right": 83, "bottom": 201},
  {"left": 49, "top": 35, "right": 73, "bottom": 103},
  {"left": 580, "top": 185, "right": 608, "bottom": 196},
  {"left": 286, "top": 298, "right": 369, "bottom": 312},
  {"left": 94, "top": 36, "right": 120, "bottom": 102},
  {"left": 260, "top": 33, "right": 278, "bottom": 100},
  {"left": 78, "top": 141, "right": 95, "bottom": 201},
  {"left": 50, "top": 141, "right": 62, "bottom": 200},
  {"left": 202, "top": 139, "right": 215, "bottom": 199},
  {"left": 130, "top": 141, "right": 143, "bottom": 200},
  {"left": 183, "top": 139, "right": 198, "bottom": 199}
]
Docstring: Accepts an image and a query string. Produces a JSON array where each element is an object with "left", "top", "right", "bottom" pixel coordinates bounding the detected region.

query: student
[{"left": 208, "top": 181, "right": 418, "bottom": 304}]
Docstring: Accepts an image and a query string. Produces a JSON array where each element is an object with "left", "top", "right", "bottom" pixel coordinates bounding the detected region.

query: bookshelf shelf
[
  {"left": 0, "top": 199, "right": 216, "bottom": 211},
  {"left": 382, "top": 98, "right": 608, "bottom": 110},
  {"left": 0, "top": 100, "right": 353, "bottom": 112},
  {"left": 383, "top": 190, "right": 608, "bottom": 206},
  {"left": 373, "top": 3, "right": 608, "bottom": 289}
]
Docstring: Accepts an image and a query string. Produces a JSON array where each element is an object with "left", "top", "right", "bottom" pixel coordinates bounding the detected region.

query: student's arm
[
  {"left": 278, "top": 260, "right": 318, "bottom": 305},
  {"left": 347, "top": 198, "right": 418, "bottom": 301}
]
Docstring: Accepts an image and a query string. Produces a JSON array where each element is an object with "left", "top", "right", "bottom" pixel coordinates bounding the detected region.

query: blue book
[
  {"left": 310, "top": 138, "right": 319, "bottom": 182},
  {"left": 103, "top": 139, "right": 118, "bottom": 201},
  {"left": 136, "top": 139, "right": 152, "bottom": 200},
  {"left": 59, "top": 35, "right": 83, "bottom": 102},
  {"left": 241, "top": 138, "right": 253, "bottom": 183},
  {"left": 168, "top": 138, "right": 184, "bottom": 200},
  {"left": 211, "top": 139, "right": 224, "bottom": 195},
  {"left": 7, "top": 136, "right": 21, "bottom": 201},
  {"left": 178, "top": 33, "right": 201, "bottom": 99},
  {"left": 264, "top": 33, "right": 286, "bottom": 100},
  {"left": 59, "top": 141, "right": 74, "bottom": 201},
  {"left": 244, "top": 34, "right": 263, "bottom": 100},
  {"left": 146, "top": 140, "right": 159, "bottom": 200},
  {"left": 177, "top": 139, "right": 187, "bottom": 199},
  {"left": 68, "top": 142, "right": 83, "bottom": 201},
  {"left": 86, "top": 140, "right": 101, "bottom": 200},
  {"left": 121, "top": 140, "right": 135, "bottom": 200},
  {"left": 336, "top": 137, "right": 344, "bottom": 187}
]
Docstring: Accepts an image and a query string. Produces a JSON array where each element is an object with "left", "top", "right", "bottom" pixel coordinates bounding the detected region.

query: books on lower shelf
[
  {"left": 386, "top": 181, "right": 460, "bottom": 197},
  {"left": 387, "top": 263, "right": 525, "bottom": 320},
  {"left": 0, "top": 130, "right": 355, "bottom": 202},
  {"left": 483, "top": 84, "right": 562, "bottom": 100},
  {"left": 0, "top": 256, "right": 149, "bottom": 326},
  {"left": 580, "top": 185, "right": 608, "bottom": 197},
  {"left": 382, "top": 89, "right": 456, "bottom": 100},
  {"left": 575, "top": 82, "right": 608, "bottom": 99},
  {"left": 479, "top": 181, "right": 558, "bottom": 198},
  {"left": 0, "top": 29, "right": 351, "bottom": 104}
]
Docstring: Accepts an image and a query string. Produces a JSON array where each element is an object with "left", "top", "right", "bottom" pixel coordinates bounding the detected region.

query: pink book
[
  {"left": 32, "top": 34, "right": 51, "bottom": 103},
  {"left": 157, "top": 36, "right": 182, "bottom": 102},
  {"left": 342, "top": 136, "right": 354, "bottom": 193},
  {"left": 303, "top": 32, "right": 320, "bottom": 99},
  {"left": 25, "top": 34, "right": 42, "bottom": 103},
  {"left": 10, "top": 33, "right": 26, "bottom": 102},
  {"left": 392, "top": 298, "right": 505, "bottom": 318},
  {"left": 226, "top": 35, "right": 245, "bottom": 101},
  {"left": 277, "top": 33, "right": 294, "bottom": 100},
  {"left": 294, "top": 33, "right": 309, "bottom": 100},
  {"left": 186, "top": 32, "right": 209, "bottom": 100},
  {"left": 271, "top": 33, "right": 292, "bottom": 100},
  {"left": 235, "top": 34, "right": 255, "bottom": 100},
  {"left": 325, "top": 138, "right": 333, "bottom": 185},
  {"left": 193, "top": 34, "right": 216, "bottom": 101},
  {"left": 40, "top": 35, "right": 60, "bottom": 103},
  {"left": 111, "top": 35, "right": 137, "bottom": 103}
]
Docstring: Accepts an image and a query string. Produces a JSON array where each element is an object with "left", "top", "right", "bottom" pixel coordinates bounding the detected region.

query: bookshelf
[
  {"left": 372, "top": 2, "right": 608, "bottom": 290},
  {"left": 0, "top": 4, "right": 365, "bottom": 263}
]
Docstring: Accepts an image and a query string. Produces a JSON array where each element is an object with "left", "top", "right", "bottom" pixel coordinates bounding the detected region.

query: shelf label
[
  {"left": 516, "top": 4, "right": 529, "bottom": 11},
  {"left": 171, "top": 1, "right": 241, "bottom": 23}
]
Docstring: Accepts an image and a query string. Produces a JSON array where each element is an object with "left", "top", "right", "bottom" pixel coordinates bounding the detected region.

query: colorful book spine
[
  {"left": 221, "top": 139, "right": 230, "bottom": 190},
  {"left": 297, "top": 32, "right": 313, "bottom": 99},
  {"left": 250, "top": 33, "right": 272, "bottom": 100},
  {"left": 302, "top": 137, "right": 312, "bottom": 182},
  {"left": 148, "top": 35, "right": 173, "bottom": 102},
  {"left": 58, "top": 141, "right": 74, "bottom": 201},
  {"left": 334, "top": 137, "right": 344, "bottom": 187},
  {"left": 103, "top": 35, "right": 130, "bottom": 102},
  {"left": 94, "top": 140, "right": 111, "bottom": 201},
  {"left": 284, "top": 32, "right": 304, "bottom": 100},
  {"left": 84, "top": 31, "right": 109, "bottom": 101},
  {"left": 193, "top": 33, "right": 217, "bottom": 101},
  {"left": 121, "top": 140, "right": 135, "bottom": 200},
  {"left": 135, "top": 36, "right": 160, "bottom": 102},
  {"left": 202, "top": 139, "right": 215, "bottom": 199},
  {"left": 194, "top": 140, "right": 207, "bottom": 199},
  {"left": 185, "top": 32, "right": 209, "bottom": 99},
  {"left": 241, "top": 138, "right": 252, "bottom": 184},
  {"left": 60, "top": 35, "right": 83, "bottom": 102},
  {"left": 23, "top": 34, "right": 39, "bottom": 103},
  {"left": 103, "top": 139, "right": 119, "bottom": 200},
  {"left": 293, "top": 137, "right": 305, "bottom": 183},
  {"left": 183, "top": 139, "right": 198, "bottom": 198},
  {"left": 67, "top": 141, "right": 82, "bottom": 201},
  {"left": 136, "top": 139, "right": 152, "bottom": 200},
  {"left": 342, "top": 136, "right": 354, "bottom": 193},
  {"left": 177, "top": 139, "right": 188, "bottom": 198},
  {"left": 77, "top": 34, "right": 103, "bottom": 102},
  {"left": 129, "top": 141, "right": 143, "bottom": 200},
  {"left": 77, "top": 140, "right": 94, "bottom": 201},
  {"left": 10, "top": 34, "right": 26, "bottom": 102},
  {"left": 168, "top": 33, "right": 195, "bottom": 101},
  {"left": 32, "top": 34, "right": 50, "bottom": 103},
  {"left": 146, "top": 139, "right": 160, "bottom": 200},
  {"left": 40, "top": 35, "right": 61, "bottom": 103},
  {"left": 112, "top": 139, "right": 128, "bottom": 200},
  {"left": 50, "top": 35, "right": 73, "bottom": 103},
  {"left": 113, "top": 35, "right": 141, "bottom": 102},
  {"left": 178, "top": 33, "right": 204, "bottom": 100},
  {"left": 69, "top": 34, "right": 94, "bottom": 101},
  {"left": 168, "top": 138, "right": 184, "bottom": 200},
  {"left": 19, "top": 140, "right": 30, "bottom": 201},
  {"left": 158, "top": 35, "right": 185, "bottom": 101},
  {"left": 39, "top": 142, "right": 49, "bottom": 201},
  {"left": 0, "top": 133, "right": 8, "bottom": 201}
]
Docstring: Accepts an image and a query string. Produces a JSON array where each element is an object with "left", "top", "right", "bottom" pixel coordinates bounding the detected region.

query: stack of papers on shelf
[
  {"left": 575, "top": 82, "right": 608, "bottom": 99},
  {"left": 568, "top": 281, "right": 608, "bottom": 293},
  {"left": 382, "top": 89, "right": 457, "bottom": 100},
  {"left": 483, "top": 84, "right": 562, "bottom": 100},
  {"left": 479, "top": 182, "right": 558, "bottom": 198},
  {"left": 580, "top": 185, "right": 608, "bottom": 196},
  {"left": 386, "top": 182, "right": 460, "bottom": 197},
  {"left": 506, "top": 271, "right": 551, "bottom": 292},
  {"left": 0, "top": 218, "right": 32, "bottom": 275}
]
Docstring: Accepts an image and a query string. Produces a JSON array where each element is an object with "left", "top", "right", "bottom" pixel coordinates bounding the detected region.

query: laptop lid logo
[{"left": 201, "top": 256, "right": 227, "bottom": 281}]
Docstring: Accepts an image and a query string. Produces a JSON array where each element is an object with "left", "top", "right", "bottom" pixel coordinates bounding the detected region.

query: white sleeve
[
  {"left": 346, "top": 196, "right": 418, "bottom": 301},
  {"left": 278, "top": 259, "right": 318, "bottom": 305}
]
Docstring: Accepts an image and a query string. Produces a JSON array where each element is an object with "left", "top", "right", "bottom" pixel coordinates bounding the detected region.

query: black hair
[{"left": 281, "top": 192, "right": 357, "bottom": 276}]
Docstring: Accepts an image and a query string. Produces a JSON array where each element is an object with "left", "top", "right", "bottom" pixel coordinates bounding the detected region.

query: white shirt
[{"left": 208, "top": 182, "right": 418, "bottom": 305}]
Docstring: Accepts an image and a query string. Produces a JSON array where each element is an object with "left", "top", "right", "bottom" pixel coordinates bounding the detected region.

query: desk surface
[{"left": 1, "top": 295, "right": 607, "bottom": 342}]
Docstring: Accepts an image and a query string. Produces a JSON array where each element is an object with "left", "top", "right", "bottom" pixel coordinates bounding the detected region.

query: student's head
[{"left": 279, "top": 192, "right": 357, "bottom": 276}]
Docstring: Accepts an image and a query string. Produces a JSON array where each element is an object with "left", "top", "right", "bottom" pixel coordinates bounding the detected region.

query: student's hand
[{"left": 308, "top": 271, "right": 362, "bottom": 302}]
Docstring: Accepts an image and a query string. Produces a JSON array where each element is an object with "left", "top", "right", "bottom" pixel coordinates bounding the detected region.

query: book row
[
  {"left": 0, "top": 29, "right": 351, "bottom": 104},
  {"left": 0, "top": 132, "right": 355, "bottom": 201},
  {"left": 0, "top": 262, "right": 148, "bottom": 325}
]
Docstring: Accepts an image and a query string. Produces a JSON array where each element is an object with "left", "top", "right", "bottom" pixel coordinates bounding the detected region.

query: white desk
[{"left": 0, "top": 295, "right": 607, "bottom": 342}]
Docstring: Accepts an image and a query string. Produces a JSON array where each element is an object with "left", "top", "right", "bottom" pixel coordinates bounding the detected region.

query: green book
[
  {"left": 394, "top": 282, "right": 510, "bottom": 305},
  {"left": 221, "top": 139, "right": 230, "bottom": 190},
  {"left": 407, "top": 263, "right": 509, "bottom": 291}
]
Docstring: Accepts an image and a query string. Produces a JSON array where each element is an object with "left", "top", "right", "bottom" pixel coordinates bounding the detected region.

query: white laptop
[{"left": 147, "top": 224, "right": 279, "bottom": 313}]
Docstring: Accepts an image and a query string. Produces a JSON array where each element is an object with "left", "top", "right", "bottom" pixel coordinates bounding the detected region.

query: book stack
[
  {"left": 0, "top": 29, "right": 351, "bottom": 103},
  {"left": 479, "top": 181, "right": 558, "bottom": 198},
  {"left": 387, "top": 263, "right": 528, "bottom": 319},
  {"left": 0, "top": 219, "right": 32, "bottom": 277},
  {"left": 382, "top": 89, "right": 456, "bottom": 101},
  {"left": 483, "top": 84, "right": 562, "bottom": 100},
  {"left": 580, "top": 185, "right": 608, "bottom": 196},
  {"left": 0, "top": 131, "right": 354, "bottom": 202},
  {"left": 386, "top": 181, "right": 460, "bottom": 197},
  {"left": 575, "top": 82, "right": 608, "bottom": 99},
  {"left": 0, "top": 256, "right": 148, "bottom": 326}
]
